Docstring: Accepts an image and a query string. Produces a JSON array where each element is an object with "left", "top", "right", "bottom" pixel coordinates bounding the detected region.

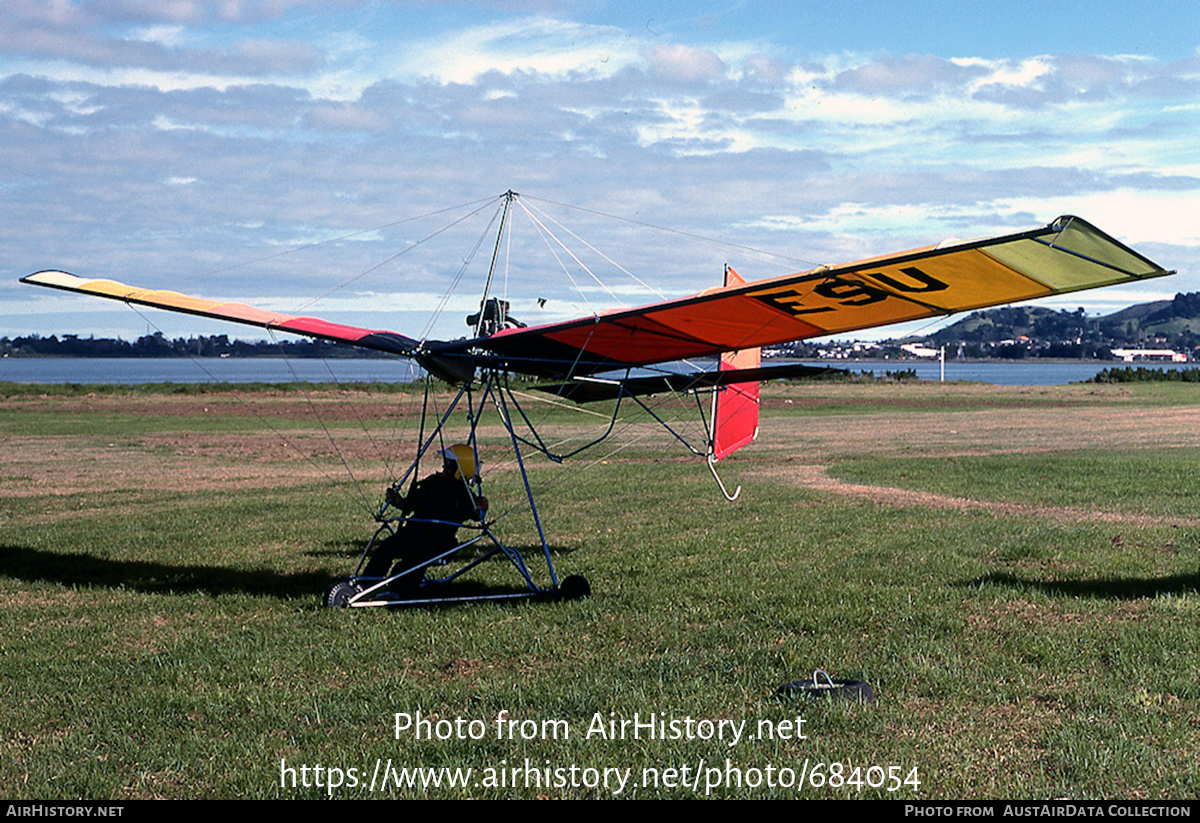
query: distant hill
[
  {"left": 928, "top": 305, "right": 1083, "bottom": 344},
  {"left": 924, "top": 292, "right": 1200, "bottom": 355},
  {"left": 1108, "top": 292, "right": 1200, "bottom": 338}
]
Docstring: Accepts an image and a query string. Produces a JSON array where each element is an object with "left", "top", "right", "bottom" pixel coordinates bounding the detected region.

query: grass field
[{"left": 2, "top": 379, "right": 1199, "bottom": 799}]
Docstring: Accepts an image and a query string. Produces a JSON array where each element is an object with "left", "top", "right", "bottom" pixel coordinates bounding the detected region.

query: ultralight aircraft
[{"left": 21, "top": 191, "right": 1174, "bottom": 607}]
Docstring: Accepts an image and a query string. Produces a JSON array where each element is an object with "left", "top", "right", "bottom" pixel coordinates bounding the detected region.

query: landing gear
[
  {"left": 557, "top": 575, "right": 591, "bottom": 601},
  {"left": 322, "top": 368, "right": 593, "bottom": 611},
  {"left": 324, "top": 581, "right": 360, "bottom": 609}
]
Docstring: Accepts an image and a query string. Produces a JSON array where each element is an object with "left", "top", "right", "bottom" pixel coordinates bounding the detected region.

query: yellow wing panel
[
  {"left": 75, "top": 278, "right": 144, "bottom": 299},
  {"left": 852, "top": 249, "right": 1051, "bottom": 312},
  {"left": 745, "top": 278, "right": 935, "bottom": 335}
]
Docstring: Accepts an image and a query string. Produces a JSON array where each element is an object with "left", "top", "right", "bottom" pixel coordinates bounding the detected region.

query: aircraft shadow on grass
[
  {"left": 961, "top": 571, "right": 1200, "bottom": 600},
  {"left": 0, "top": 544, "right": 332, "bottom": 599},
  {"left": 0, "top": 543, "right": 578, "bottom": 602}
]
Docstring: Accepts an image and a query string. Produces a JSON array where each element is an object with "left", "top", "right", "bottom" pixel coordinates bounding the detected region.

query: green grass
[
  {"left": 0, "top": 380, "right": 438, "bottom": 397},
  {"left": 2, "top": 381, "right": 1199, "bottom": 798},
  {"left": 830, "top": 448, "right": 1200, "bottom": 516}
]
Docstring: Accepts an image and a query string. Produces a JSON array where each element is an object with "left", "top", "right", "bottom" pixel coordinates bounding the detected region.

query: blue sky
[{"left": 3, "top": 0, "right": 1198, "bottom": 343}]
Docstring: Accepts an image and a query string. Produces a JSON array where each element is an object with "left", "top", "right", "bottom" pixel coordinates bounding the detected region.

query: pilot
[{"left": 362, "top": 444, "right": 488, "bottom": 588}]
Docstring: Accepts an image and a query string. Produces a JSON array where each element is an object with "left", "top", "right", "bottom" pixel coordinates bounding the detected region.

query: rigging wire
[
  {"left": 514, "top": 204, "right": 599, "bottom": 316},
  {"left": 517, "top": 197, "right": 668, "bottom": 302},
  {"left": 292, "top": 197, "right": 502, "bottom": 319},
  {"left": 473, "top": 194, "right": 733, "bottom": 464},
  {"left": 419, "top": 197, "right": 510, "bottom": 341},
  {"left": 312, "top": 352, "right": 402, "bottom": 477},
  {"left": 166, "top": 196, "right": 500, "bottom": 291},
  {"left": 267, "top": 327, "right": 378, "bottom": 514},
  {"left": 519, "top": 193, "right": 970, "bottom": 346},
  {"left": 516, "top": 193, "right": 967, "bottom": 365},
  {"left": 124, "top": 305, "right": 380, "bottom": 519},
  {"left": 521, "top": 193, "right": 822, "bottom": 271},
  {"left": 377, "top": 360, "right": 426, "bottom": 483}
]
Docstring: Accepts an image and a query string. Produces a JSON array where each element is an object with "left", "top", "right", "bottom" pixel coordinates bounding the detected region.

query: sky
[{"left": 3, "top": 0, "right": 1199, "bottom": 344}]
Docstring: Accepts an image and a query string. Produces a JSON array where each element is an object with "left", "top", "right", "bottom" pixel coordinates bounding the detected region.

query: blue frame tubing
[{"left": 330, "top": 369, "right": 580, "bottom": 608}]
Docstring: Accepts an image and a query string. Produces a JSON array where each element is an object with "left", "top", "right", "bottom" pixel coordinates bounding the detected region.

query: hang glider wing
[
  {"left": 22, "top": 215, "right": 1172, "bottom": 385},
  {"left": 19, "top": 270, "right": 420, "bottom": 357},
  {"left": 447, "top": 215, "right": 1172, "bottom": 378}
]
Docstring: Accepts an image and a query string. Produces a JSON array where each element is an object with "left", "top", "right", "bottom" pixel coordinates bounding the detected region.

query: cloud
[
  {"left": 389, "top": 17, "right": 637, "bottom": 83},
  {"left": 832, "top": 54, "right": 988, "bottom": 96},
  {"left": 0, "top": 1, "right": 326, "bottom": 75},
  {"left": 741, "top": 53, "right": 790, "bottom": 84},
  {"left": 84, "top": 0, "right": 348, "bottom": 25},
  {"left": 1, "top": 5, "right": 1197, "bottom": 343},
  {"left": 642, "top": 43, "right": 726, "bottom": 84},
  {"left": 302, "top": 99, "right": 387, "bottom": 132}
]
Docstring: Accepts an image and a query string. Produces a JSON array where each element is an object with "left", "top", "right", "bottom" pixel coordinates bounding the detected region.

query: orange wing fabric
[{"left": 457, "top": 215, "right": 1171, "bottom": 377}]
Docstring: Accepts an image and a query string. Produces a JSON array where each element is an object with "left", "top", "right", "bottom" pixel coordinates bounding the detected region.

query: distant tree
[{"left": 132, "top": 332, "right": 173, "bottom": 357}]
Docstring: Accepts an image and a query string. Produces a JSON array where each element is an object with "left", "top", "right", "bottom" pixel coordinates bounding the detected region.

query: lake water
[
  {"left": 0, "top": 357, "right": 424, "bottom": 385},
  {"left": 0, "top": 357, "right": 1194, "bottom": 387}
]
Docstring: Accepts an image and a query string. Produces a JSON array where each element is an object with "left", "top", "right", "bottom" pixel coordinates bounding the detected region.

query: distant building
[
  {"left": 1110, "top": 348, "right": 1187, "bottom": 362},
  {"left": 900, "top": 343, "right": 940, "bottom": 358}
]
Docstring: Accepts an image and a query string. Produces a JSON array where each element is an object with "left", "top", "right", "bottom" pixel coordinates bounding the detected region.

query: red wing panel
[{"left": 537, "top": 299, "right": 821, "bottom": 365}]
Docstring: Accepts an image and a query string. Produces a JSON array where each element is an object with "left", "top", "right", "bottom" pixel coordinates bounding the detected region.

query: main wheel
[
  {"left": 324, "top": 581, "right": 359, "bottom": 609},
  {"left": 558, "top": 575, "right": 591, "bottom": 600}
]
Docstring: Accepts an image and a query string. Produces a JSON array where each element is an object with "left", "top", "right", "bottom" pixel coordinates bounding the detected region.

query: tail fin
[{"left": 711, "top": 266, "right": 761, "bottom": 462}]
